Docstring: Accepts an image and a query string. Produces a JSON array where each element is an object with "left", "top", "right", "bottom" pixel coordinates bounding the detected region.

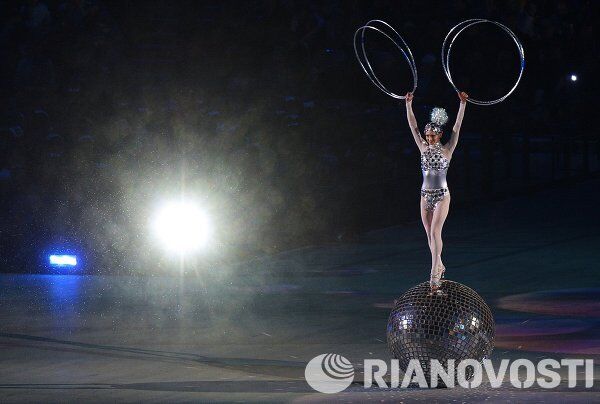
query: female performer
[{"left": 405, "top": 91, "right": 469, "bottom": 292}]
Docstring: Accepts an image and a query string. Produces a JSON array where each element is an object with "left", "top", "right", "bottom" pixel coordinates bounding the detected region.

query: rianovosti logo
[
  {"left": 304, "top": 354, "right": 595, "bottom": 393},
  {"left": 304, "top": 353, "right": 355, "bottom": 393}
]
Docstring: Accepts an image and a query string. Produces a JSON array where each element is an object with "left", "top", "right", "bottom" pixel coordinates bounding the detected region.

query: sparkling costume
[{"left": 420, "top": 142, "right": 450, "bottom": 212}]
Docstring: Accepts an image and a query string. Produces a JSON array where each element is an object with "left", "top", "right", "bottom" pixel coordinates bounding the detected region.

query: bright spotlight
[
  {"left": 49, "top": 254, "right": 78, "bottom": 267},
  {"left": 153, "top": 202, "right": 211, "bottom": 254},
  {"left": 570, "top": 74, "right": 577, "bottom": 82}
]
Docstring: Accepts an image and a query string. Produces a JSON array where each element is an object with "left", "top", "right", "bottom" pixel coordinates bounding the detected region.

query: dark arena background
[{"left": 0, "top": 0, "right": 599, "bottom": 402}]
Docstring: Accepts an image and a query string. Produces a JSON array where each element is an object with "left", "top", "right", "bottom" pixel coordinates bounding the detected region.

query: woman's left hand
[{"left": 458, "top": 91, "right": 469, "bottom": 103}]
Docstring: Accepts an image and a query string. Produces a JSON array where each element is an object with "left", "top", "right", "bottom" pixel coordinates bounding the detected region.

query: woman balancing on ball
[{"left": 405, "top": 91, "right": 469, "bottom": 292}]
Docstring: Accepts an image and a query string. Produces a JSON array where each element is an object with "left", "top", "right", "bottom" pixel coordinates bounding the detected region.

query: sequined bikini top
[{"left": 421, "top": 142, "right": 450, "bottom": 171}]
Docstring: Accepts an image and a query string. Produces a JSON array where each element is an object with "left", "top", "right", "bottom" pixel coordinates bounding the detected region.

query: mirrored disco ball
[{"left": 387, "top": 280, "right": 495, "bottom": 386}]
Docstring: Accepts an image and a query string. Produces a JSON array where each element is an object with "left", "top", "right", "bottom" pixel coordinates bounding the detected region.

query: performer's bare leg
[{"left": 430, "top": 193, "right": 451, "bottom": 279}]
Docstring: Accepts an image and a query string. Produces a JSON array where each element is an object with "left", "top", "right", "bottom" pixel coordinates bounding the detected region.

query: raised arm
[
  {"left": 446, "top": 91, "right": 469, "bottom": 155},
  {"left": 405, "top": 92, "right": 427, "bottom": 153}
]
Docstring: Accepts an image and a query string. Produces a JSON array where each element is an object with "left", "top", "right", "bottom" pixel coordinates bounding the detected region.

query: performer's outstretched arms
[
  {"left": 446, "top": 91, "right": 469, "bottom": 155},
  {"left": 405, "top": 92, "right": 427, "bottom": 153}
]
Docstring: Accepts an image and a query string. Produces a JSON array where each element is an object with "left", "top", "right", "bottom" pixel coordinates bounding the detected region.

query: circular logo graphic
[{"left": 305, "top": 353, "right": 355, "bottom": 393}]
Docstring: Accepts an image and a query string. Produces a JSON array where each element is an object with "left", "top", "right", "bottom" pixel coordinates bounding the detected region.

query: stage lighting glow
[
  {"left": 153, "top": 202, "right": 211, "bottom": 253},
  {"left": 570, "top": 74, "right": 577, "bottom": 81},
  {"left": 49, "top": 254, "right": 78, "bottom": 267}
]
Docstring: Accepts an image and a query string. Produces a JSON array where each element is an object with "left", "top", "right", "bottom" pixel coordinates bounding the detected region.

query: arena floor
[{"left": 1, "top": 179, "right": 599, "bottom": 402}]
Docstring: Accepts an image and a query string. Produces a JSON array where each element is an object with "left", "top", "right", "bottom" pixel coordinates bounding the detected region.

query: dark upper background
[{"left": 0, "top": 0, "right": 597, "bottom": 273}]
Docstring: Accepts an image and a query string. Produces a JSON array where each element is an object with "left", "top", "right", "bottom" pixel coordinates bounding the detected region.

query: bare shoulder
[{"left": 441, "top": 143, "right": 453, "bottom": 159}]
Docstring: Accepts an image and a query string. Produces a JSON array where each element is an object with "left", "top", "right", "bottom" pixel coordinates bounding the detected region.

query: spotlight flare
[{"left": 153, "top": 202, "right": 211, "bottom": 253}]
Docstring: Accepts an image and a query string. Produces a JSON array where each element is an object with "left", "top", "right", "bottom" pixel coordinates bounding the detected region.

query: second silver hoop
[{"left": 441, "top": 19, "right": 525, "bottom": 106}]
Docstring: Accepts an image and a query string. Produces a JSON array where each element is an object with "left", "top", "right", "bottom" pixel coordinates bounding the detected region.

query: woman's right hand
[{"left": 405, "top": 92, "right": 414, "bottom": 104}]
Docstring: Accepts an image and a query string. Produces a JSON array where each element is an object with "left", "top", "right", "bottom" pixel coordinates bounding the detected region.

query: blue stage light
[
  {"left": 570, "top": 74, "right": 577, "bottom": 82},
  {"left": 49, "top": 254, "right": 78, "bottom": 267}
]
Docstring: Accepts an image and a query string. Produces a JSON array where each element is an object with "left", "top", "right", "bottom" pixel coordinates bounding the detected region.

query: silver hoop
[
  {"left": 442, "top": 19, "right": 525, "bottom": 105},
  {"left": 354, "top": 20, "right": 417, "bottom": 99}
]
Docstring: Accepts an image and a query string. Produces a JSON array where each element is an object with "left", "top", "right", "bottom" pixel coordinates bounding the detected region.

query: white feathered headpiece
[{"left": 425, "top": 107, "right": 448, "bottom": 134}]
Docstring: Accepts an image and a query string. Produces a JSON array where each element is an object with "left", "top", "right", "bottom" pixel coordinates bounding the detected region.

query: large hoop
[
  {"left": 354, "top": 20, "right": 417, "bottom": 99},
  {"left": 442, "top": 19, "right": 525, "bottom": 105}
]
